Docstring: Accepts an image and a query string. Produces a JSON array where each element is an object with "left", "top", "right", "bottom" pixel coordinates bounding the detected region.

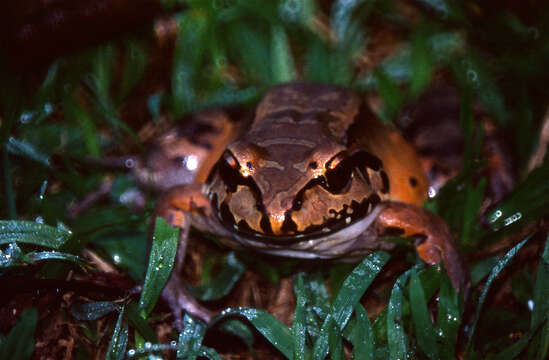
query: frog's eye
[
  {"left": 324, "top": 152, "right": 353, "bottom": 193},
  {"left": 218, "top": 150, "right": 242, "bottom": 191},
  {"left": 222, "top": 150, "right": 239, "bottom": 170}
]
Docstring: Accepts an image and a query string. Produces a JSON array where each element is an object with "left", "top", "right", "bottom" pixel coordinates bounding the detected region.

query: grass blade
[
  {"left": 0, "top": 307, "right": 37, "bottom": 360},
  {"left": 105, "top": 306, "right": 128, "bottom": 360},
  {"left": 437, "top": 267, "right": 461, "bottom": 358},
  {"left": 0, "top": 220, "right": 71, "bottom": 249},
  {"left": 387, "top": 271, "right": 410, "bottom": 360},
  {"left": 312, "top": 251, "right": 390, "bottom": 359},
  {"left": 270, "top": 25, "right": 297, "bottom": 84},
  {"left": 125, "top": 303, "right": 158, "bottom": 343},
  {"left": 70, "top": 301, "right": 118, "bottom": 321},
  {"left": 186, "top": 252, "right": 245, "bottom": 301},
  {"left": 351, "top": 304, "right": 374, "bottom": 360},
  {"left": 22, "top": 251, "right": 85, "bottom": 267},
  {"left": 211, "top": 307, "right": 293, "bottom": 359},
  {"left": 292, "top": 274, "right": 307, "bottom": 360},
  {"left": 328, "top": 316, "right": 344, "bottom": 360},
  {"left": 6, "top": 137, "right": 51, "bottom": 168},
  {"left": 198, "top": 346, "right": 223, "bottom": 360},
  {"left": 138, "top": 217, "right": 179, "bottom": 317},
  {"left": 532, "top": 234, "right": 549, "bottom": 359},
  {"left": 409, "top": 268, "right": 439, "bottom": 360},
  {"left": 466, "top": 236, "right": 530, "bottom": 355},
  {"left": 331, "top": 251, "right": 390, "bottom": 329},
  {"left": 177, "top": 314, "right": 207, "bottom": 360},
  {"left": 531, "top": 234, "right": 549, "bottom": 329}
]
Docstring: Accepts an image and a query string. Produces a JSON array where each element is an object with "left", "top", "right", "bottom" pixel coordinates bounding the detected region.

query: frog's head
[{"left": 206, "top": 83, "right": 391, "bottom": 241}]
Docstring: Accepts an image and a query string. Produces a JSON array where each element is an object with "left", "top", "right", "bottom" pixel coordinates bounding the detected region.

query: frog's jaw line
[{"left": 230, "top": 203, "right": 386, "bottom": 259}]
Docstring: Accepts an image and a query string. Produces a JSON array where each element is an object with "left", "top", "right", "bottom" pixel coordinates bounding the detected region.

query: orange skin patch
[{"left": 362, "top": 120, "right": 428, "bottom": 206}]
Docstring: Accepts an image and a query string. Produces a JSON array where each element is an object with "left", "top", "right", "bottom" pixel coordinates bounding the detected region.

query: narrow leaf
[
  {"left": 409, "top": 268, "right": 439, "bottom": 360},
  {"left": 211, "top": 307, "right": 293, "bottom": 359},
  {"left": 22, "top": 251, "right": 85, "bottom": 266},
  {"left": 70, "top": 301, "right": 118, "bottom": 321},
  {"left": 387, "top": 271, "right": 410, "bottom": 360},
  {"left": 125, "top": 303, "right": 158, "bottom": 343},
  {"left": 0, "top": 307, "right": 37, "bottom": 360},
  {"left": 105, "top": 306, "right": 128, "bottom": 360},
  {"left": 6, "top": 137, "right": 51, "bottom": 168},
  {"left": 270, "top": 25, "right": 297, "bottom": 83},
  {"left": 312, "top": 252, "right": 390, "bottom": 359},
  {"left": 177, "top": 314, "right": 207, "bottom": 360},
  {"left": 186, "top": 252, "right": 246, "bottom": 301},
  {"left": 292, "top": 274, "right": 307, "bottom": 360},
  {"left": 437, "top": 267, "right": 461, "bottom": 358},
  {"left": 138, "top": 217, "right": 179, "bottom": 317},
  {"left": 351, "top": 304, "right": 374, "bottom": 360},
  {"left": 466, "top": 236, "right": 530, "bottom": 354},
  {"left": 0, "top": 220, "right": 71, "bottom": 249},
  {"left": 331, "top": 251, "right": 390, "bottom": 330}
]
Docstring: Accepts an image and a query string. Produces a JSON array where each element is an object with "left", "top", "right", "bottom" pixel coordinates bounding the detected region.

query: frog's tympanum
[{"left": 155, "top": 83, "right": 467, "bottom": 325}]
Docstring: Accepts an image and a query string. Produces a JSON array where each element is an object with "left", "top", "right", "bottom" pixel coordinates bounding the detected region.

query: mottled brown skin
[{"left": 155, "top": 83, "right": 467, "bottom": 326}]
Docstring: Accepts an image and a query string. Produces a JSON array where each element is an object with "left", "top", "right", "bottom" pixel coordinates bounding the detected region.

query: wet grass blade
[
  {"left": 437, "top": 268, "right": 461, "bottom": 358},
  {"left": 198, "top": 346, "right": 223, "bottom": 360},
  {"left": 409, "top": 267, "right": 439, "bottom": 360},
  {"left": 2, "top": 149, "right": 16, "bottom": 219},
  {"left": 331, "top": 251, "right": 390, "bottom": 329},
  {"left": 105, "top": 306, "right": 128, "bottom": 360},
  {"left": 125, "top": 303, "right": 158, "bottom": 343},
  {"left": 70, "top": 301, "right": 118, "bottom": 321},
  {"left": 531, "top": 234, "right": 549, "bottom": 359},
  {"left": 138, "top": 217, "right": 178, "bottom": 317},
  {"left": 351, "top": 304, "right": 374, "bottom": 360},
  {"left": 22, "top": 251, "right": 85, "bottom": 267},
  {"left": 484, "top": 161, "right": 549, "bottom": 234},
  {"left": 312, "top": 251, "right": 390, "bottom": 359},
  {"left": 211, "top": 308, "right": 293, "bottom": 359},
  {"left": 177, "top": 314, "right": 207, "bottom": 360},
  {"left": 531, "top": 234, "right": 549, "bottom": 328},
  {"left": 186, "top": 252, "right": 245, "bottom": 301},
  {"left": 292, "top": 274, "right": 307, "bottom": 360},
  {"left": 0, "top": 220, "right": 71, "bottom": 249},
  {"left": 466, "top": 236, "right": 530, "bottom": 356},
  {"left": 6, "top": 137, "right": 51, "bottom": 168},
  {"left": 0, "top": 307, "right": 37, "bottom": 360},
  {"left": 387, "top": 270, "right": 411, "bottom": 360},
  {"left": 328, "top": 316, "right": 344, "bottom": 360}
]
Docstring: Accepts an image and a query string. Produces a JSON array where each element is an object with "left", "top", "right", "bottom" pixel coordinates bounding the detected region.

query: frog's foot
[
  {"left": 162, "top": 273, "right": 213, "bottom": 329},
  {"left": 374, "top": 202, "right": 468, "bottom": 292},
  {"left": 155, "top": 184, "right": 217, "bottom": 328}
]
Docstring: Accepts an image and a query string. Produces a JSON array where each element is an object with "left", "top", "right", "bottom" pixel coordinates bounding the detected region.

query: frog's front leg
[
  {"left": 373, "top": 202, "right": 468, "bottom": 291},
  {"left": 154, "top": 184, "right": 227, "bottom": 328}
]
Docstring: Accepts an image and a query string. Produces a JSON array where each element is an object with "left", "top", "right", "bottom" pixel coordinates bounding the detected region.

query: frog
[{"left": 153, "top": 82, "right": 467, "bottom": 325}]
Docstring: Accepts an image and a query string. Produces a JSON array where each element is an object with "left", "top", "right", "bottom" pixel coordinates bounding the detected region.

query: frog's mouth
[
  {"left": 230, "top": 203, "right": 386, "bottom": 259},
  {"left": 215, "top": 192, "right": 382, "bottom": 245}
]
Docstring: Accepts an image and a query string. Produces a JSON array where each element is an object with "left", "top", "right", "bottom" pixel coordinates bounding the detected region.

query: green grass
[{"left": 2, "top": 0, "right": 549, "bottom": 358}]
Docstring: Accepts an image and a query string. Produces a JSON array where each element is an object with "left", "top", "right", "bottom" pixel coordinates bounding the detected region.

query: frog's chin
[{"left": 230, "top": 203, "right": 386, "bottom": 259}]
